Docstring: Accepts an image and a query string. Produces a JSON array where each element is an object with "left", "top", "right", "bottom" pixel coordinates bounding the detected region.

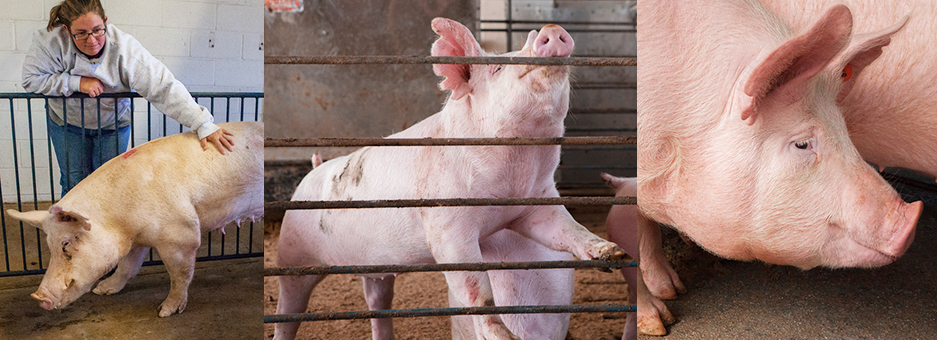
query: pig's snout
[
  {"left": 882, "top": 200, "right": 923, "bottom": 258},
  {"left": 31, "top": 291, "right": 55, "bottom": 310},
  {"left": 533, "top": 24, "right": 574, "bottom": 58}
]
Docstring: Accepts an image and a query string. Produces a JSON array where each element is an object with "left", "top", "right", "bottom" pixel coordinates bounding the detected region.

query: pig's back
[
  {"left": 64, "top": 121, "right": 264, "bottom": 232},
  {"left": 760, "top": 0, "right": 937, "bottom": 176},
  {"left": 282, "top": 146, "right": 434, "bottom": 266}
]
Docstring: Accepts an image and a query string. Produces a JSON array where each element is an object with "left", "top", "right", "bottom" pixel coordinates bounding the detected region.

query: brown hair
[{"left": 47, "top": 0, "right": 106, "bottom": 31}]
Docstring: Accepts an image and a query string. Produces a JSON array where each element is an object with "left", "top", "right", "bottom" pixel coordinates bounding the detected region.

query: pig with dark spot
[
  {"left": 275, "top": 18, "right": 623, "bottom": 340},
  {"left": 7, "top": 121, "right": 263, "bottom": 317},
  {"left": 637, "top": 0, "right": 923, "bottom": 335}
]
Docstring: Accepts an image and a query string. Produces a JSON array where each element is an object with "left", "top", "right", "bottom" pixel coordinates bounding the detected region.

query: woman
[{"left": 22, "top": 0, "right": 235, "bottom": 195}]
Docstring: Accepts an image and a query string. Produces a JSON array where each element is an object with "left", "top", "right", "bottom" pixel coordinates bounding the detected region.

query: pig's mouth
[
  {"left": 518, "top": 64, "right": 568, "bottom": 80},
  {"left": 31, "top": 288, "right": 61, "bottom": 310},
  {"left": 833, "top": 199, "right": 921, "bottom": 268}
]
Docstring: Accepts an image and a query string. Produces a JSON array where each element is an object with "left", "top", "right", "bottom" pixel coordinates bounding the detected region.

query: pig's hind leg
[
  {"left": 93, "top": 246, "right": 149, "bottom": 295},
  {"left": 362, "top": 275, "right": 396, "bottom": 339},
  {"left": 274, "top": 274, "right": 326, "bottom": 340}
]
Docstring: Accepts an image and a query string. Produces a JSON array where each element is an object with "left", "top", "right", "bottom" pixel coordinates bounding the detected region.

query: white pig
[
  {"left": 636, "top": 1, "right": 923, "bottom": 335},
  {"left": 275, "top": 18, "right": 624, "bottom": 340},
  {"left": 7, "top": 121, "right": 263, "bottom": 317},
  {"left": 601, "top": 173, "right": 638, "bottom": 340}
]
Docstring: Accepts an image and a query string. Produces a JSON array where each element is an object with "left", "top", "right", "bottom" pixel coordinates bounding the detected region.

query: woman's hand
[
  {"left": 200, "top": 128, "right": 235, "bottom": 155},
  {"left": 79, "top": 76, "right": 104, "bottom": 97}
]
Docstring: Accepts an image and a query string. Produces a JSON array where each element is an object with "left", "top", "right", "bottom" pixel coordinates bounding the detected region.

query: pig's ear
[
  {"left": 521, "top": 30, "right": 538, "bottom": 51},
  {"left": 740, "top": 5, "right": 853, "bottom": 125},
  {"left": 831, "top": 16, "right": 908, "bottom": 102},
  {"left": 50, "top": 206, "right": 91, "bottom": 231},
  {"left": 431, "top": 17, "right": 482, "bottom": 100},
  {"left": 6, "top": 209, "right": 50, "bottom": 229}
]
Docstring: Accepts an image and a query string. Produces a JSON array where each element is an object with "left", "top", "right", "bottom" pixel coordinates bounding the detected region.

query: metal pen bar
[
  {"left": 265, "top": 136, "right": 636, "bottom": 147},
  {"left": 266, "top": 259, "right": 635, "bottom": 276},
  {"left": 2, "top": 99, "right": 11, "bottom": 271},
  {"left": 265, "top": 304, "right": 636, "bottom": 323},
  {"left": 480, "top": 20, "right": 633, "bottom": 26},
  {"left": 265, "top": 196, "right": 635, "bottom": 211},
  {"left": 265, "top": 55, "right": 635, "bottom": 67}
]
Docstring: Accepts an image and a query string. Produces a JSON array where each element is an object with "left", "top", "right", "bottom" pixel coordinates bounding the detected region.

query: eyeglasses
[{"left": 71, "top": 27, "right": 106, "bottom": 40}]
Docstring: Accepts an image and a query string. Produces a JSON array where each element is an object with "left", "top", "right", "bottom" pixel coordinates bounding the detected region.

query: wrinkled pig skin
[
  {"left": 7, "top": 121, "right": 263, "bottom": 317},
  {"left": 637, "top": 1, "right": 924, "bottom": 335},
  {"left": 275, "top": 18, "right": 624, "bottom": 340},
  {"left": 601, "top": 173, "right": 638, "bottom": 340}
]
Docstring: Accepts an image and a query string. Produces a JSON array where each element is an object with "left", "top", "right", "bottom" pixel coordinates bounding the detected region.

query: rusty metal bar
[
  {"left": 264, "top": 55, "right": 635, "bottom": 66},
  {"left": 265, "top": 260, "right": 635, "bottom": 276},
  {"left": 265, "top": 304, "right": 635, "bottom": 323},
  {"left": 264, "top": 136, "right": 635, "bottom": 147},
  {"left": 480, "top": 19, "right": 633, "bottom": 26},
  {"left": 265, "top": 196, "right": 635, "bottom": 211}
]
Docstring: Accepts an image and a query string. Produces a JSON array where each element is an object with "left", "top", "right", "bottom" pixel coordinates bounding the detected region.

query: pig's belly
[{"left": 310, "top": 207, "right": 436, "bottom": 266}]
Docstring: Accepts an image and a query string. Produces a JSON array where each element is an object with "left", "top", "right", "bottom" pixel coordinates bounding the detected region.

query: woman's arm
[{"left": 21, "top": 31, "right": 80, "bottom": 96}]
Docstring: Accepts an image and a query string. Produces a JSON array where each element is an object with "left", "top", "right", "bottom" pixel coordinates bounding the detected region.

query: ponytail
[{"left": 46, "top": 0, "right": 106, "bottom": 31}]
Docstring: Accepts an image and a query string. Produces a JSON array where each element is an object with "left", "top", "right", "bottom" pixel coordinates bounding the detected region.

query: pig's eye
[
  {"left": 841, "top": 65, "right": 853, "bottom": 82},
  {"left": 493, "top": 65, "right": 503, "bottom": 74},
  {"left": 794, "top": 140, "right": 810, "bottom": 150}
]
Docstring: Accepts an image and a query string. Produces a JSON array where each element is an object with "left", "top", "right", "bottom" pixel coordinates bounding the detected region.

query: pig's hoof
[
  {"left": 485, "top": 324, "right": 521, "bottom": 340},
  {"left": 589, "top": 242, "right": 626, "bottom": 261},
  {"left": 92, "top": 278, "right": 126, "bottom": 295},
  {"left": 158, "top": 298, "right": 188, "bottom": 317}
]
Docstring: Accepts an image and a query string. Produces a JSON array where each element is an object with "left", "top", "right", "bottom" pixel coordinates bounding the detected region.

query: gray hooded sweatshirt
[{"left": 22, "top": 24, "right": 220, "bottom": 139}]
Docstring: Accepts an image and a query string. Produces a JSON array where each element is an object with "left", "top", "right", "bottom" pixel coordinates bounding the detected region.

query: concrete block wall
[{"left": 0, "top": 0, "right": 263, "bottom": 202}]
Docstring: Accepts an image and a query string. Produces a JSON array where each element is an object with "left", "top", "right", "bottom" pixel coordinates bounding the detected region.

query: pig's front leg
[
  {"left": 425, "top": 225, "right": 520, "bottom": 340},
  {"left": 637, "top": 211, "right": 680, "bottom": 335},
  {"left": 93, "top": 246, "right": 149, "bottom": 295},
  {"left": 154, "top": 228, "right": 200, "bottom": 317},
  {"left": 511, "top": 206, "right": 625, "bottom": 261}
]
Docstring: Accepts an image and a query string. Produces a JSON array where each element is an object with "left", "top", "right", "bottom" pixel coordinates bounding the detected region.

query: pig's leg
[
  {"left": 274, "top": 274, "right": 326, "bottom": 340},
  {"left": 93, "top": 246, "right": 149, "bottom": 295},
  {"left": 606, "top": 205, "right": 638, "bottom": 340},
  {"left": 424, "top": 226, "right": 519, "bottom": 340},
  {"left": 154, "top": 230, "right": 200, "bottom": 317},
  {"left": 637, "top": 263, "right": 674, "bottom": 335},
  {"left": 362, "top": 275, "right": 396, "bottom": 340},
  {"left": 510, "top": 206, "right": 625, "bottom": 261},
  {"left": 639, "top": 213, "right": 685, "bottom": 299},
  {"left": 637, "top": 211, "right": 678, "bottom": 335}
]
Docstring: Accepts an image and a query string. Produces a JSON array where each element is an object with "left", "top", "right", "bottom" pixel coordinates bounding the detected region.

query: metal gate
[{"left": 0, "top": 92, "right": 264, "bottom": 277}]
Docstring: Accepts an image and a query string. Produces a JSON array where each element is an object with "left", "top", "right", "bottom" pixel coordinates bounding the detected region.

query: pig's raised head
[
  {"left": 715, "top": 5, "right": 921, "bottom": 269},
  {"left": 430, "top": 18, "right": 574, "bottom": 134},
  {"left": 6, "top": 206, "right": 122, "bottom": 310}
]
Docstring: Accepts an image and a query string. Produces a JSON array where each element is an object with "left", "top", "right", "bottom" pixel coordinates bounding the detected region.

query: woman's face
[{"left": 68, "top": 13, "right": 106, "bottom": 56}]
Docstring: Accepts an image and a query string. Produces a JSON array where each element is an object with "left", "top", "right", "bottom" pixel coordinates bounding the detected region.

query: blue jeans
[{"left": 47, "top": 114, "right": 131, "bottom": 196}]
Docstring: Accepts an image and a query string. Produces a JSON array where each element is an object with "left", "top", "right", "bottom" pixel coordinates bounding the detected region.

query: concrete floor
[
  {"left": 0, "top": 257, "right": 262, "bottom": 340},
  {"left": 640, "top": 181, "right": 937, "bottom": 339}
]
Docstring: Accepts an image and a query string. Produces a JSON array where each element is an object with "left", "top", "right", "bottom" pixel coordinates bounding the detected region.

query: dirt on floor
[
  {"left": 0, "top": 257, "right": 262, "bottom": 340},
  {"left": 263, "top": 206, "right": 632, "bottom": 340},
  {"left": 638, "top": 184, "right": 937, "bottom": 339}
]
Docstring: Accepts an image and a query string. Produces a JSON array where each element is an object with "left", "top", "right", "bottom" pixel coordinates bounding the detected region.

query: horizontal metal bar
[
  {"left": 480, "top": 19, "right": 633, "bottom": 26},
  {"left": 0, "top": 92, "right": 263, "bottom": 99},
  {"left": 264, "top": 136, "right": 635, "bottom": 147},
  {"left": 265, "top": 56, "right": 635, "bottom": 66},
  {"left": 264, "top": 304, "right": 636, "bottom": 323},
  {"left": 265, "top": 260, "right": 635, "bottom": 276},
  {"left": 265, "top": 196, "right": 635, "bottom": 210},
  {"left": 481, "top": 28, "right": 636, "bottom": 33}
]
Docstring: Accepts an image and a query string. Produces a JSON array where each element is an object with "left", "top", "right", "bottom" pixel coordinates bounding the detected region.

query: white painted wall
[{"left": 0, "top": 0, "right": 263, "bottom": 202}]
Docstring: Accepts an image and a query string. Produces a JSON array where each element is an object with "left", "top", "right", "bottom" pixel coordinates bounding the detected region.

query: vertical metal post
[{"left": 506, "top": 0, "right": 513, "bottom": 51}]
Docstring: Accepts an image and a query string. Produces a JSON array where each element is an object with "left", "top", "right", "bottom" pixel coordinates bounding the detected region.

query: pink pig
[
  {"left": 601, "top": 173, "right": 638, "bottom": 340},
  {"left": 6, "top": 121, "right": 263, "bottom": 317},
  {"left": 275, "top": 18, "right": 624, "bottom": 340},
  {"left": 636, "top": 1, "right": 923, "bottom": 335}
]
